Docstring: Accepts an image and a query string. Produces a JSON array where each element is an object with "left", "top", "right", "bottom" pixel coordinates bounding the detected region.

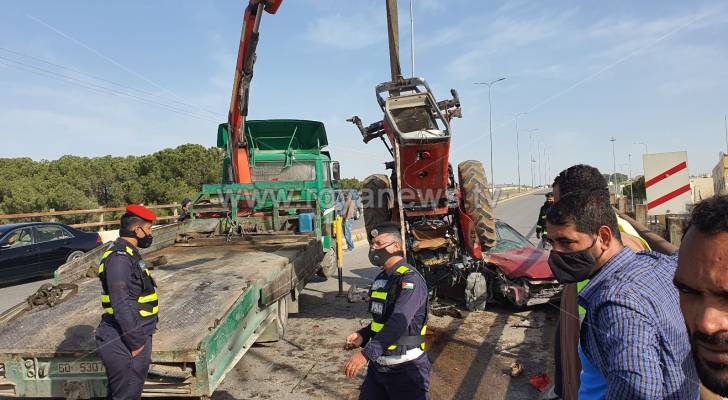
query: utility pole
[
  {"left": 409, "top": 0, "right": 415, "bottom": 77},
  {"left": 527, "top": 129, "right": 538, "bottom": 188},
  {"left": 543, "top": 146, "right": 548, "bottom": 186},
  {"left": 511, "top": 112, "right": 527, "bottom": 190},
  {"left": 610, "top": 137, "right": 617, "bottom": 197},
  {"left": 547, "top": 152, "right": 551, "bottom": 187},
  {"left": 629, "top": 153, "right": 634, "bottom": 212},
  {"left": 537, "top": 139, "right": 542, "bottom": 187},
  {"left": 474, "top": 78, "right": 507, "bottom": 197},
  {"left": 724, "top": 114, "right": 728, "bottom": 154}
]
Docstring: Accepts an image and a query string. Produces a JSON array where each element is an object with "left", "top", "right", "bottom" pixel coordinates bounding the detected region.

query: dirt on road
[{"left": 213, "top": 247, "right": 557, "bottom": 400}]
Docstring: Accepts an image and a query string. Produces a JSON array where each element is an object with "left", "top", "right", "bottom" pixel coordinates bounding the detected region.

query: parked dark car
[{"left": 0, "top": 222, "right": 102, "bottom": 284}]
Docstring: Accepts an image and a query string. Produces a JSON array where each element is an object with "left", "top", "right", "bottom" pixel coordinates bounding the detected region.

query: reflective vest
[
  {"left": 98, "top": 242, "right": 158, "bottom": 318},
  {"left": 369, "top": 265, "right": 428, "bottom": 352}
]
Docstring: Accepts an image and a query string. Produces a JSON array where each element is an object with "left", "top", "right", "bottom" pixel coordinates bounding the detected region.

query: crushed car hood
[{"left": 488, "top": 247, "right": 553, "bottom": 280}]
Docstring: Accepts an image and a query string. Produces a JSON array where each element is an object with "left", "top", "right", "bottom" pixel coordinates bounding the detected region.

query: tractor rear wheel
[
  {"left": 458, "top": 160, "right": 497, "bottom": 250},
  {"left": 362, "top": 174, "right": 392, "bottom": 244}
]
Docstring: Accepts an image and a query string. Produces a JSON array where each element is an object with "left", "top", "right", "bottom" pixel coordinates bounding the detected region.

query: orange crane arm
[{"left": 228, "top": 0, "right": 283, "bottom": 183}]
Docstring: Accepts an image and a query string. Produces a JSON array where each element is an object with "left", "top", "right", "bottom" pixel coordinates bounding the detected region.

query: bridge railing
[{"left": 0, "top": 204, "right": 181, "bottom": 230}]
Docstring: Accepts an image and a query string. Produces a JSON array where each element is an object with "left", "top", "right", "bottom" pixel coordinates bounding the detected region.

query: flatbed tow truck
[
  {"left": 0, "top": 222, "right": 324, "bottom": 399},
  {"left": 0, "top": 1, "right": 342, "bottom": 398}
]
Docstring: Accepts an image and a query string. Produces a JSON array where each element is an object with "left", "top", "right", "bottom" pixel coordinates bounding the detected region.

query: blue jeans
[{"left": 344, "top": 219, "right": 354, "bottom": 250}]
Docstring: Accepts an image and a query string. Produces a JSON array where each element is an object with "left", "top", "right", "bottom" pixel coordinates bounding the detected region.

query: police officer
[
  {"left": 95, "top": 204, "right": 159, "bottom": 400},
  {"left": 343, "top": 222, "right": 431, "bottom": 400},
  {"left": 536, "top": 192, "right": 554, "bottom": 247}
]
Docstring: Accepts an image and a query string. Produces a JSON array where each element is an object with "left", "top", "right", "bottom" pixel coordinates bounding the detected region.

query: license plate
[{"left": 57, "top": 361, "right": 106, "bottom": 374}]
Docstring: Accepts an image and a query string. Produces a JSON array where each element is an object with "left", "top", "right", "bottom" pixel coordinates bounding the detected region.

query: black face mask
[
  {"left": 368, "top": 243, "right": 403, "bottom": 266},
  {"left": 136, "top": 229, "right": 153, "bottom": 249},
  {"left": 548, "top": 237, "right": 599, "bottom": 283}
]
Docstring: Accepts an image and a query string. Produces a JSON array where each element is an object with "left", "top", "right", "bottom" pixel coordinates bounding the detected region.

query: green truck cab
[{"left": 203, "top": 119, "right": 340, "bottom": 273}]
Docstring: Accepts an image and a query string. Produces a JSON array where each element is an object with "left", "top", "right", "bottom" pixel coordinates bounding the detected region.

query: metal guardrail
[{"left": 0, "top": 204, "right": 181, "bottom": 229}]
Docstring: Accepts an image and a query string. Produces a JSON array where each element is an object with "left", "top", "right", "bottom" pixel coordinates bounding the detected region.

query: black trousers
[
  {"left": 360, "top": 353, "right": 431, "bottom": 400},
  {"left": 95, "top": 323, "right": 152, "bottom": 400}
]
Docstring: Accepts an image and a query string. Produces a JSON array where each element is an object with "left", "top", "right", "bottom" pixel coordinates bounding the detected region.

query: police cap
[
  {"left": 126, "top": 204, "right": 157, "bottom": 222},
  {"left": 370, "top": 222, "right": 401, "bottom": 239}
]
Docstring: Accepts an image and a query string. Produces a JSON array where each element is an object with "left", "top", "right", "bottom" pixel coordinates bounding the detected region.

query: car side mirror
[{"left": 332, "top": 161, "right": 341, "bottom": 182}]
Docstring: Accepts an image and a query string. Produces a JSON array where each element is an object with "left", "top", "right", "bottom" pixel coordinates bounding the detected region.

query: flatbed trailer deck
[{"left": 0, "top": 222, "right": 324, "bottom": 399}]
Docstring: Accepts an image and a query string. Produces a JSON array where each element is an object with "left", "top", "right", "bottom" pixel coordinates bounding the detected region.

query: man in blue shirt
[
  {"left": 546, "top": 190, "right": 699, "bottom": 399},
  {"left": 676, "top": 195, "right": 728, "bottom": 398}
]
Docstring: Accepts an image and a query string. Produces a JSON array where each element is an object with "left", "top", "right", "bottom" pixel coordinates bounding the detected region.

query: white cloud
[
  {"left": 444, "top": 8, "right": 579, "bottom": 80},
  {"left": 304, "top": 6, "right": 386, "bottom": 50},
  {"left": 416, "top": 0, "right": 445, "bottom": 14},
  {"left": 586, "top": 5, "right": 728, "bottom": 62},
  {"left": 418, "top": 25, "right": 466, "bottom": 50}
]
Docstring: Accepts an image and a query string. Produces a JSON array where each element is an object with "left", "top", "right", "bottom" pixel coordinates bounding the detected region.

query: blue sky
[{"left": 1, "top": 0, "right": 727, "bottom": 185}]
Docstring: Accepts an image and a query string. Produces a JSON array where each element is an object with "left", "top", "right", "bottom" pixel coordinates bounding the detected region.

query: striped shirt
[{"left": 578, "top": 248, "right": 699, "bottom": 399}]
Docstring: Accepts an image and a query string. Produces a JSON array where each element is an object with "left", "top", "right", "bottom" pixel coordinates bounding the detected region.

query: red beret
[{"left": 126, "top": 204, "right": 157, "bottom": 222}]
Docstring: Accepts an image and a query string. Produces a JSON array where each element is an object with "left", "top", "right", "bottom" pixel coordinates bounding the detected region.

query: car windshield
[
  {"left": 1, "top": 228, "right": 34, "bottom": 249},
  {"left": 488, "top": 222, "right": 533, "bottom": 253}
]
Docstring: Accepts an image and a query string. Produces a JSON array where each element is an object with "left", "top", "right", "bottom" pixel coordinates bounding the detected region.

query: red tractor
[
  {"left": 348, "top": 77, "right": 498, "bottom": 310},
  {"left": 347, "top": 0, "right": 562, "bottom": 310}
]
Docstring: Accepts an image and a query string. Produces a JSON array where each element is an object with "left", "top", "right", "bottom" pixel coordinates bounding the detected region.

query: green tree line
[{"left": 0, "top": 144, "right": 222, "bottom": 223}]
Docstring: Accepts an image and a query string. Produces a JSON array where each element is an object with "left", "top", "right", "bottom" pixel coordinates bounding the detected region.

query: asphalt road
[
  {"left": 0, "top": 190, "right": 555, "bottom": 399},
  {"left": 219, "top": 190, "right": 557, "bottom": 399},
  {"left": 495, "top": 189, "right": 548, "bottom": 242},
  {"left": 0, "top": 277, "right": 53, "bottom": 314}
]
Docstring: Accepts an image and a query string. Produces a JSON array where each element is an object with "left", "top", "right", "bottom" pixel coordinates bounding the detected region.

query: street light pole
[
  {"left": 634, "top": 142, "right": 648, "bottom": 176},
  {"left": 526, "top": 129, "right": 538, "bottom": 188},
  {"left": 610, "top": 137, "right": 617, "bottom": 196},
  {"left": 409, "top": 0, "right": 415, "bottom": 77},
  {"left": 537, "top": 139, "right": 542, "bottom": 187},
  {"left": 474, "top": 77, "right": 506, "bottom": 197},
  {"left": 724, "top": 114, "right": 728, "bottom": 154},
  {"left": 543, "top": 145, "right": 548, "bottom": 186},
  {"left": 629, "top": 153, "right": 634, "bottom": 213},
  {"left": 510, "top": 112, "right": 527, "bottom": 190},
  {"left": 546, "top": 151, "right": 551, "bottom": 186}
]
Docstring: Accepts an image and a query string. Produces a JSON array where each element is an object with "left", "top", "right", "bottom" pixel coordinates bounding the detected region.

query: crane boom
[
  {"left": 385, "top": 0, "right": 403, "bottom": 83},
  {"left": 228, "top": 0, "right": 283, "bottom": 184}
]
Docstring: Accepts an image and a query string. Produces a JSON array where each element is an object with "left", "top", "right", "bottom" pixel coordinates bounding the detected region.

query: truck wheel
[
  {"left": 465, "top": 272, "right": 488, "bottom": 311},
  {"left": 319, "top": 250, "right": 337, "bottom": 278},
  {"left": 66, "top": 250, "right": 85, "bottom": 263},
  {"left": 362, "top": 174, "right": 392, "bottom": 244},
  {"left": 458, "top": 160, "right": 496, "bottom": 250}
]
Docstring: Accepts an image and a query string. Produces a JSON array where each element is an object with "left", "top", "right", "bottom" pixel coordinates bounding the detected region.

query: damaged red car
[{"left": 437, "top": 220, "right": 563, "bottom": 310}]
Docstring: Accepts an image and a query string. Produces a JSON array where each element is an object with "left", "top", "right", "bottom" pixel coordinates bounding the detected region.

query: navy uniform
[
  {"left": 95, "top": 206, "right": 158, "bottom": 400},
  {"left": 357, "top": 263, "right": 431, "bottom": 400},
  {"left": 536, "top": 193, "right": 554, "bottom": 243}
]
